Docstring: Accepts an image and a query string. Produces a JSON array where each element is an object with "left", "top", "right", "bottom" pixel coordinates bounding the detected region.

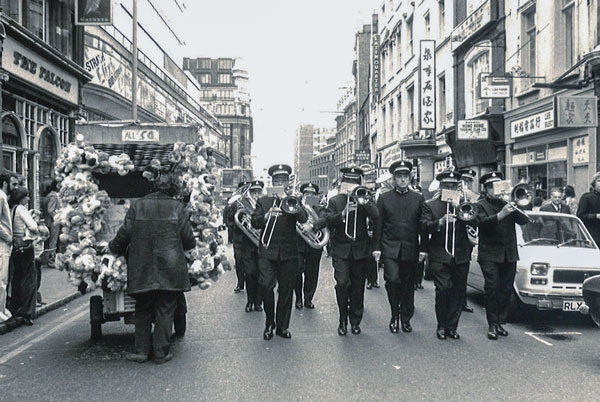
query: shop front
[{"left": 505, "top": 91, "right": 598, "bottom": 201}]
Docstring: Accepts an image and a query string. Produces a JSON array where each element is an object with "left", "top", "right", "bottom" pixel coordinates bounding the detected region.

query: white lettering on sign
[
  {"left": 457, "top": 119, "right": 489, "bottom": 140},
  {"left": 122, "top": 129, "right": 160, "bottom": 142}
]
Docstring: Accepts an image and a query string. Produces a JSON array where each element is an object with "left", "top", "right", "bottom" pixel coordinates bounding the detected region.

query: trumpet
[
  {"left": 344, "top": 185, "right": 370, "bottom": 240},
  {"left": 260, "top": 194, "right": 302, "bottom": 249}
]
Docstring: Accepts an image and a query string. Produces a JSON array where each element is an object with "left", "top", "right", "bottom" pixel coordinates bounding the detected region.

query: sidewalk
[{"left": 0, "top": 266, "right": 82, "bottom": 335}]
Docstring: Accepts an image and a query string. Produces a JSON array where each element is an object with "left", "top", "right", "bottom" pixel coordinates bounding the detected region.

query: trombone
[
  {"left": 344, "top": 185, "right": 370, "bottom": 240},
  {"left": 495, "top": 182, "right": 535, "bottom": 223},
  {"left": 440, "top": 189, "right": 461, "bottom": 256},
  {"left": 260, "top": 192, "right": 302, "bottom": 249}
]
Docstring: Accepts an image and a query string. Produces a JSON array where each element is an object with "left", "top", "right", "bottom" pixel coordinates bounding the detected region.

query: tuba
[
  {"left": 233, "top": 184, "right": 261, "bottom": 247},
  {"left": 296, "top": 197, "right": 330, "bottom": 249}
]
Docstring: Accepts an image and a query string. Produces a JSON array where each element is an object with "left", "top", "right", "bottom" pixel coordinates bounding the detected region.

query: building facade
[
  {"left": 309, "top": 139, "right": 335, "bottom": 193},
  {"left": 294, "top": 124, "right": 315, "bottom": 183},
  {"left": 313, "top": 126, "right": 336, "bottom": 155},
  {"left": 334, "top": 87, "right": 357, "bottom": 179},
  {"left": 0, "top": 4, "right": 92, "bottom": 208},
  {"left": 354, "top": 24, "right": 372, "bottom": 155}
]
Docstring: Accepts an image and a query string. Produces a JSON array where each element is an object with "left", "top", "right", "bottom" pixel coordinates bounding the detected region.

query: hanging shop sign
[
  {"left": 419, "top": 40, "right": 436, "bottom": 130},
  {"left": 510, "top": 108, "right": 555, "bottom": 139},
  {"left": 372, "top": 33, "right": 381, "bottom": 101},
  {"left": 2, "top": 38, "right": 79, "bottom": 105},
  {"left": 75, "top": 0, "right": 113, "bottom": 25},
  {"left": 556, "top": 96, "right": 598, "bottom": 128},
  {"left": 354, "top": 149, "right": 371, "bottom": 164},
  {"left": 451, "top": 0, "right": 495, "bottom": 51},
  {"left": 480, "top": 73, "right": 511, "bottom": 98},
  {"left": 457, "top": 119, "right": 489, "bottom": 140}
]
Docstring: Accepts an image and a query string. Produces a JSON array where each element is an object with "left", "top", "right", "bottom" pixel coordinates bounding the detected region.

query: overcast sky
[{"left": 167, "top": 0, "right": 380, "bottom": 178}]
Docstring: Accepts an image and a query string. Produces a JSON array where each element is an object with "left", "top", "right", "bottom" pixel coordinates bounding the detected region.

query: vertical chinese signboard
[
  {"left": 556, "top": 96, "right": 598, "bottom": 127},
  {"left": 419, "top": 40, "right": 436, "bottom": 130}
]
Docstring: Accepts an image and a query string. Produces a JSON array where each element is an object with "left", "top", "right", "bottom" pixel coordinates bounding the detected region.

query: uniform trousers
[
  {"left": 131, "top": 290, "right": 178, "bottom": 358},
  {"left": 295, "top": 250, "right": 322, "bottom": 304},
  {"left": 429, "top": 260, "right": 469, "bottom": 330},
  {"left": 480, "top": 260, "right": 517, "bottom": 325},
  {"left": 258, "top": 256, "right": 296, "bottom": 330},
  {"left": 332, "top": 257, "right": 367, "bottom": 325},
  {"left": 383, "top": 258, "right": 417, "bottom": 322},
  {"left": 366, "top": 256, "right": 378, "bottom": 285},
  {"left": 233, "top": 243, "right": 260, "bottom": 305},
  {"left": 233, "top": 245, "right": 246, "bottom": 290}
]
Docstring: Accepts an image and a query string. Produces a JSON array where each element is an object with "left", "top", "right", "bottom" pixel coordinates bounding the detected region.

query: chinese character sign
[
  {"left": 510, "top": 109, "right": 555, "bottom": 139},
  {"left": 573, "top": 136, "right": 589, "bottom": 164},
  {"left": 419, "top": 40, "right": 436, "bottom": 130},
  {"left": 557, "top": 96, "right": 598, "bottom": 127}
]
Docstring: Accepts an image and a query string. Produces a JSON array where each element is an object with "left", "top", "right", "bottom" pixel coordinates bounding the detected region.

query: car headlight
[{"left": 530, "top": 263, "right": 549, "bottom": 276}]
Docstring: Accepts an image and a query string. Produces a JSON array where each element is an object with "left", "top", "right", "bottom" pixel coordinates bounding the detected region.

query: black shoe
[
  {"left": 276, "top": 328, "right": 292, "bottom": 339},
  {"left": 351, "top": 324, "right": 361, "bottom": 335},
  {"left": 436, "top": 328, "right": 447, "bottom": 340},
  {"left": 366, "top": 282, "right": 373, "bottom": 290},
  {"left": 263, "top": 325, "right": 274, "bottom": 340},
  {"left": 304, "top": 301, "right": 315, "bottom": 309},
  {"left": 401, "top": 321, "right": 412, "bottom": 333},
  {"left": 496, "top": 324, "right": 509, "bottom": 336},
  {"left": 389, "top": 316, "right": 399, "bottom": 333},
  {"left": 372, "top": 281, "right": 380, "bottom": 288},
  {"left": 446, "top": 329, "right": 460, "bottom": 340},
  {"left": 338, "top": 322, "right": 347, "bottom": 336},
  {"left": 154, "top": 353, "right": 173, "bottom": 364},
  {"left": 22, "top": 317, "right": 33, "bottom": 326},
  {"left": 462, "top": 304, "right": 474, "bottom": 313},
  {"left": 415, "top": 283, "right": 424, "bottom": 290},
  {"left": 254, "top": 303, "right": 263, "bottom": 312},
  {"left": 245, "top": 303, "right": 253, "bottom": 313},
  {"left": 487, "top": 324, "right": 498, "bottom": 340},
  {"left": 295, "top": 300, "right": 303, "bottom": 309},
  {"left": 234, "top": 286, "right": 242, "bottom": 293}
]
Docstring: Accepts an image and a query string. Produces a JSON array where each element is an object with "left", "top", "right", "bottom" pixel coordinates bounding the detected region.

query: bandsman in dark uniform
[
  {"left": 229, "top": 180, "right": 247, "bottom": 293},
  {"left": 373, "top": 160, "right": 427, "bottom": 334},
  {"left": 457, "top": 168, "right": 479, "bottom": 313},
  {"left": 251, "top": 164, "right": 308, "bottom": 340},
  {"left": 421, "top": 171, "right": 473, "bottom": 340},
  {"left": 475, "top": 171, "right": 530, "bottom": 340},
  {"left": 325, "top": 167, "right": 379, "bottom": 336},
  {"left": 295, "top": 183, "right": 327, "bottom": 310},
  {"left": 227, "top": 180, "right": 264, "bottom": 312}
]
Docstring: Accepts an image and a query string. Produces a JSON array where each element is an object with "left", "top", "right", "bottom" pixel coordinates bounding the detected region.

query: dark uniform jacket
[
  {"left": 540, "top": 203, "right": 571, "bottom": 214},
  {"left": 251, "top": 196, "right": 308, "bottom": 261},
  {"left": 109, "top": 192, "right": 196, "bottom": 294},
  {"left": 577, "top": 191, "right": 600, "bottom": 247},
  {"left": 227, "top": 200, "right": 256, "bottom": 248},
  {"left": 325, "top": 194, "right": 379, "bottom": 260},
  {"left": 297, "top": 204, "right": 327, "bottom": 254},
  {"left": 475, "top": 197, "right": 530, "bottom": 263},
  {"left": 421, "top": 197, "right": 473, "bottom": 265},
  {"left": 373, "top": 189, "right": 425, "bottom": 262}
]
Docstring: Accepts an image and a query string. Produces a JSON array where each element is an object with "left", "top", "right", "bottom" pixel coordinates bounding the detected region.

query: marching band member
[
  {"left": 295, "top": 183, "right": 326, "bottom": 310},
  {"left": 251, "top": 165, "right": 308, "bottom": 340},
  {"left": 229, "top": 180, "right": 248, "bottom": 294},
  {"left": 325, "top": 167, "right": 379, "bottom": 336},
  {"left": 475, "top": 171, "right": 530, "bottom": 340},
  {"left": 457, "top": 168, "right": 478, "bottom": 313},
  {"left": 421, "top": 171, "right": 473, "bottom": 340},
  {"left": 227, "top": 180, "right": 264, "bottom": 313},
  {"left": 373, "top": 160, "right": 427, "bottom": 334}
]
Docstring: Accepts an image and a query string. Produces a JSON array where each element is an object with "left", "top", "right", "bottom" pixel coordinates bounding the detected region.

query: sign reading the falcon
[
  {"left": 75, "top": 0, "right": 112, "bottom": 25},
  {"left": 419, "top": 40, "right": 436, "bottom": 130}
]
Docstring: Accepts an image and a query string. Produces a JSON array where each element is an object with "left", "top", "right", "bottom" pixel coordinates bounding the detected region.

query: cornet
[
  {"left": 494, "top": 182, "right": 535, "bottom": 223},
  {"left": 344, "top": 185, "right": 371, "bottom": 240}
]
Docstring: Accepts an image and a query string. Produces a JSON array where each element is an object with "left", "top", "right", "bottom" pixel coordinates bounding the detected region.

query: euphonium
[
  {"left": 296, "top": 202, "right": 330, "bottom": 249},
  {"left": 233, "top": 188, "right": 261, "bottom": 247}
]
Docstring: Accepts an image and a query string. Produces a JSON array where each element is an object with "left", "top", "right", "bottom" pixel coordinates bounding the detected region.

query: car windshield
[{"left": 519, "top": 214, "right": 595, "bottom": 249}]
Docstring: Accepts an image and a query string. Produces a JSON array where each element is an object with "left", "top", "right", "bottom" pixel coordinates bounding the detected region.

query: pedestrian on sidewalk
[
  {"left": 563, "top": 185, "right": 578, "bottom": 215},
  {"left": 41, "top": 180, "right": 59, "bottom": 269},
  {"left": 577, "top": 172, "right": 600, "bottom": 248},
  {"left": 29, "top": 210, "right": 49, "bottom": 307},
  {"left": 108, "top": 173, "right": 196, "bottom": 364},
  {"left": 0, "top": 173, "right": 13, "bottom": 323},
  {"left": 8, "top": 187, "right": 38, "bottom": 326}
]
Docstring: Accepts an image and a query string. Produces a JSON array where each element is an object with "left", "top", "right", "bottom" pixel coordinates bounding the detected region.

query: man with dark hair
[
  {"left": 541, "top": 187, "right": 571, "bottom": 214},
  {"left": 109, "top": 173, "right": 195, "bottom": 363},
  {"left": 577, "top": 172, "right": 600, "bottom": 248},
  {"left": 42, "top": 180, "right": 60, "bottom": 269},
  {"left": 0, "top": 173, "right": 12, "bottom": 322}
]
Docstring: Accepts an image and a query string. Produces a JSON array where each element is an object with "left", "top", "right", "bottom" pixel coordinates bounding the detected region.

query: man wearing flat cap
[
  {"left": 252, "top": 164, "right": 308, "bottom": 340},
  {"left": 325, "top": 167, "right": 379, "bottom": 336},
  {"left": 227, "top": 180, "right": 264, "bottom": 313},
  {"left": 294, "top": 182, "right": 327, "bottom": 310},
  {"left": 457, "top": 168, "right": 479, "bottom": 313},
  {"left": 475, "top": 171, "right": 530, "bottom": 340},
  {"left": 421, "top": 171, "right": 473, "bottom": 340},
  {"left": 373, "top": 160, "right": 427, "bottom": 334}
]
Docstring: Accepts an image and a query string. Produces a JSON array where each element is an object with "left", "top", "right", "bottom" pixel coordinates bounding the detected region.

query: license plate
[{"left": 562, "top": 300, "right": 584, "bottom": 311}]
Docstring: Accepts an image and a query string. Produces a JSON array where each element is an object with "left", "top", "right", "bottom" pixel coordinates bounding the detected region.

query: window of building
[
  {"left": 23, "top": 0, "right": 44, "bottom": 40},
  {"left": 381, "top": 104, "right": 386, "bottom": 142},
  {"left": 381, "top": 51, "right": 387, "bottom": 82},
  {"left": 465, "top": 45, "right": 491, "bottom": 117},
  {"left": 47, "top": 0, "right": 73, "bottom": 59},
  {"left": 438, "top": 75, "right": 446, "bottom": 128},
  {"left": 562, "top": 0, "right": 575, "bottom": 69},
  {"left": 390, "top": 99, "right": 395, "bottom": 141},
  {"left": 1, "top": 0, "right": 19, "bottom": 20},
  {"left": 439, "top": 0, "right": 445, "bottom": 39},
  {"left": 198, "top": 73, "right": 211, "bottom": 84},
  {"left": 407, "top": 85, "right": 414, "bottom": 134},
  {"left": 424, "top": 11, "right": 431, "bottom": 40},
  {"left": 199, "top": 59, "right": 212, "bottom": 69},
  {"left": 522, "top": 5, "right": 536, "bottom": 90},
  {"left": 407, "top": 18, "right": 413, "bottom": 56},
  {"left": 218, "top": 74, "right": 232, "bottom": 84},
  {"left": 218, "top": 59, "right": 233, "bottom": 69}
]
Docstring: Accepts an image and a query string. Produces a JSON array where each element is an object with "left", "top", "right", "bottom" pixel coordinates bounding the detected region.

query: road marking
[
  {"left": 525, "top": 331, "right": 582, "bottom": 347},
  {"left": 0, "top": 306, "right": 88, "bottom": 365}
]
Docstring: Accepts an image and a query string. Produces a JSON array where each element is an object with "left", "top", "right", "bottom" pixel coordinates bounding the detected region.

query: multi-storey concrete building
[
  {"left": 334, "top": 87, "right": 357, "bottom": 179},
  {"left": 309, "top": 137, "right": 336, "bottom": 192},
  {"left": 313, "top": 127, "right": 336, "bottom": 155},
  {"left": 294, "top": 124, "right": 315, "bottom": 183},
  {"left": 354, "top": 24, "right": 373, "bottom": 155}
]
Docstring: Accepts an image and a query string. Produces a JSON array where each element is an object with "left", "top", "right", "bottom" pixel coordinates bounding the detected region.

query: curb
[{"left": 0, "top": 291, "right": 82, "bottom": 335}]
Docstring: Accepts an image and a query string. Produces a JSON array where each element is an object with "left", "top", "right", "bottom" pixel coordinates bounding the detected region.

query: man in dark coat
[
  {"left": 421, "top": 171, "right": 473, "bottom": 340},
  {"left": 227, "top": 180, "right": 263, "bottom": 312},
  {"left": 295, "top": 182, "right": 327, "bottom": 310},
  {"left": 326, "top": 167, "right": 379, "bottom": 336},
  {"left": 251, "top": 164, "right": 308, "bottom": 340},
  {"left": 541, "top": 187, "right": 571, "bottom": 214},
  {"left": 577, "top": 172, "right": 600, "bottom": 247},
  {"left": 475, "top": 171, "right": 530, "bottom": 340},
  {"left": 457, "top": 168, "right": 479, "bottom": 313},
  {"left": 109, "top": 173, "right": 196, "bottom": 363},
  {"left": 373, "top": 160, "right": 427, "bottom": 334},
  {"left": 230, "top": 181, "right": 248, "bottom": 293}
]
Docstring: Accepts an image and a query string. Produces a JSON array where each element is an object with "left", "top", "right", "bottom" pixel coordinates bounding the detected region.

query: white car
[{"left": 467, "top": 211, "right": 600, "bottom": 318}]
